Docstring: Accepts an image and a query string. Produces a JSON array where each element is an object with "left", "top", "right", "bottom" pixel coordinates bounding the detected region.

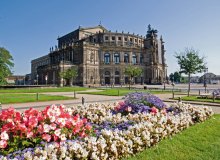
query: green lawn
[
  {"left": 0, "top": 93, "right": 73, "bottom": 104},
  {"left": 125, "top": 114, "right": 220, "bottom": 160},
  {"left": 176, "top": 95, "right": 220, "bottom": 104},
  {"left": 0, "top": 87, "right": 87, "bottom": 93},
  {"left": 80, "top": 88, "right": 174, "bottom": 96}
]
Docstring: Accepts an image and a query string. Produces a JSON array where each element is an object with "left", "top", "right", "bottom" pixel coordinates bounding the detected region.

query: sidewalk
[{"left": 1, "top": 92, "right": 220, "bottom": 113}]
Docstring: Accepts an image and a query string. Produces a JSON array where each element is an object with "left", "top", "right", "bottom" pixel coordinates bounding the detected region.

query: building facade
[{"left": 31, "top": 25, "right": 167, "bottom": 86}]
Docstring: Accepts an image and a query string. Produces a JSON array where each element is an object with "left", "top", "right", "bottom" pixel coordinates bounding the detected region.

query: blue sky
[{"left": 1, "top": 0, "right": 220, "bottom": 76}]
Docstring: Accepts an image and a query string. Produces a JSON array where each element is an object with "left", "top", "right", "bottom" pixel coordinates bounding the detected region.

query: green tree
[
  {"left": 175, "top": 48, "right": 206, "bottom": 96},
  {"left": 0, "top": 47, "right": 14, "bottom": 85},
  {"left": 124, "top": 65, "right": 142, "bottom": 90},
  {"left": 60, "top": 66, "right": 78, "bottom": 86}
]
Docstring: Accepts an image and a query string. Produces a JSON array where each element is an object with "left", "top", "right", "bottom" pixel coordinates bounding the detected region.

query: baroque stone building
[{"left": 31, "top": 25, "right": 167, "bottom": 86}]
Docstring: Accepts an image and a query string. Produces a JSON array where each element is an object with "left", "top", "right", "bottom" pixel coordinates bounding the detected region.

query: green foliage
[
  {"left": 169, "top": 71, "right": 181, "bottom": 83},
  {"left": 175, "top": 48, "right": 206, "bottom": 96},
  {"left": 175, "top": 48, "right": 205, "bottom": 75},
  {"left": 60, "top": 66, "right": 78, "bottom": 86},
  {"left": 0, "top": 47, "right": 14, "bottom": 85},
  {"left": 124, "top": 65, "right": 142, "bottom": 89}
]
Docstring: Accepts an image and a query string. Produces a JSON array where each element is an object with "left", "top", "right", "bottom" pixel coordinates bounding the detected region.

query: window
[
  {"left": 118, "top": 37, "right": 121, "bottom": 41},
  {"left": 135, "top": 39, "right": 137, "bottom": 42},
  {"left": 124, "top": 37, "right": 128, "bottom": 41},
  {"left": 130, "top": 38, "right": 133, "bottom": 42},
  {"left": 115, "top": 71, "right": 120, "bottom": 75},
  {"left": 104, "top": 53, "right": 110, "bottom": 64},
  {"left": 124, "top": 53, "right": 129, "bottom": 63},
  {"left": 132, "top": 53, "right": 137, "bottom": 64},
  {"left": 105, "top": 36, "right": 109, "bottom": 40},
  {"left": 114, "top": 53, "right": 120, "bottom": 64},
  {"left": 112, "top": 36, "right": 115, "bottom": 40},
  {"left": 140, "top": 54, "right": 143, "bottom": 64},
  {"left": 105, "top": 71, "right": 110, "bottom": 75}
]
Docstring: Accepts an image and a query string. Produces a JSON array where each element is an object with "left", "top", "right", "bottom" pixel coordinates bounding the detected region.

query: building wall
[{"left": 31, "top": 25, "right": 167, "bottom": 86}]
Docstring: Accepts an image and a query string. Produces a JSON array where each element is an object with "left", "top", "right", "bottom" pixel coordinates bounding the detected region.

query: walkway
[{"left": 1, "top": 91, "right": 220, "bottom": 114}]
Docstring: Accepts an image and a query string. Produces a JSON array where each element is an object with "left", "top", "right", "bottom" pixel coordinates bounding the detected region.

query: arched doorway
[
  {"left": 115, "top": 71, "right": 120, "bottom": 84},
  {"left": 104, "top": 71, "right": 110, "bottom": 84}
]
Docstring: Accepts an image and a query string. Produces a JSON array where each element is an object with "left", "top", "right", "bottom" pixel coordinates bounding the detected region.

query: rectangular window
[
  {"left": 124, "top": 37, "right": 128, "bottom": 41},
  {"left": 105, "top": 36, "right": 109, "bottom": 40},
  {"left": 130, "top": 38, "right": 133, "bottom": 42},
  {"left": 118, "top": 37, "right": 121, "bottom": 41},
  {"left": 135, "top": 39, "right": 137, "bottom": 42},
  {"left": 112, "top": 36, "right": 115, "bottom": 40}
]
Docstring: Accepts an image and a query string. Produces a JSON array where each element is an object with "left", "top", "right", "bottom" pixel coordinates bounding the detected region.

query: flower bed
[{"left": 0, "top": 92, "right": 213, "bottom": 160}]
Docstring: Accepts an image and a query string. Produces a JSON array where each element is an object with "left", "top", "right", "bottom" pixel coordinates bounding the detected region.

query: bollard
[
  {"left": 74, "top": 90, "right": 76, "bottom": 98},
  {"left": 178, "top": 97, "right": 181, "bottom": 102},
  {"left": 172, "top": 91, "right": 174, "bottom": 99},
  {"left": 199, "top": 89, "right": 200, "bottom": 95},
  {"left": 36, "top": 93, "right": 39, "bottom": 101},
  {"left": 82, "top": 97, "right": 85, "bottom": 105},
  {"left": 213, "top": 92, "right": 215, "bottom": 102}
]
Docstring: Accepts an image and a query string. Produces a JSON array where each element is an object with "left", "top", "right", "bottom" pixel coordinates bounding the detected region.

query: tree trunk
[
  {"left": 129, "top": 77, "right": 131, "bottom": 90},
  {"left": 188, "top": 73, "right": 191, "bottom": 96}
]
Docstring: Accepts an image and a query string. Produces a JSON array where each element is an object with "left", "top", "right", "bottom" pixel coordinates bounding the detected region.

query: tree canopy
[
  {"left": 0, "top": 47, "right": 14, "bottom": 85},
  {"left": 124, "top": 65, "right": 142, "bottom": 89},
  {"left": 60, "top": 66, "right": 78, "bottom": 86},
  {"left": 175, "top": 48, "right": 206, "bottom": 96}
]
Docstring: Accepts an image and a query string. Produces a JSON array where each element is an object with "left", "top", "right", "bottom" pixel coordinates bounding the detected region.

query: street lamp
[
  {"left": 36, "top": 74, "right": 39, "bottom": 85},
  {"left": 203, "top": 67, "right": 208, "bottom": 93},
  {"left": 45, "top": 75, "right": 48, "bottom": 86}
]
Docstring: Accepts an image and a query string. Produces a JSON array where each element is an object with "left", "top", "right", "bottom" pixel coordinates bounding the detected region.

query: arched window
[
  {"left": 114, "top": 53, "right": 120, "bottom": 64},
  {"left": 115, "top": 71, "right": 120, "bottom": 76},
  {"left": 132, "top": 53, "right": 137, "bottom": 64},
  {"left": 104, "top": 53, "right": 110, "bottom": 64},
  {"left": 124, "top": 53, "right": 129, "bottom": 63},
  {"left": 105, "top": 71, "right": 110, "bottom": 76}
]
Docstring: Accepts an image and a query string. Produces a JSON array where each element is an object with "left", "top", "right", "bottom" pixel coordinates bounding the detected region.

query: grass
[
  {"left": 125, "top": 114, "right": 220, "bottom": 160},
  {"left": 80, "top": 88, "right": 174, "bottom": 96},
  {"left": 176, "top": 95, "right": 220, "bottom": 104},
  {"left": 0, "top": 93, "right": 73, "bottom": 104},
  {"left": 0, "top": 87, "right": 88, "bottom": 93}
]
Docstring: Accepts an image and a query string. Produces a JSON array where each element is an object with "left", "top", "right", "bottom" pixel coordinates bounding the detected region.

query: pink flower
[
  {"left": 126, "top": 107, "right": 132, "bottom": 112},
  {"left": 151, "top": 107, "right": 158, "bottom": 114},
  {"left": 0, "top": 131, "right": 9, "bottom": 140},
  {"left": 0, "top": 140, "right": 7, "bottom": 148},
  {"left": 27, "top": 131, "right": 34, "bottom": 138},
  {"left": 118, "top": 101, "right": 125, "bottom": 106},
  {"left": 50, "top": 123, "right": 57, "bottom": 130},
  {"left": 42, "top": 134, "right": 51, "bottom": 142},
  {"left": 85, "top": 124, "right": 92, "bottom": 131}
]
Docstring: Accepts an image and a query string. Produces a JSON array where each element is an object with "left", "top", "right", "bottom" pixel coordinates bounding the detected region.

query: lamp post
[
  {"left": 163, "top": 80, "right": 166, "bottom": 90},
  {"left": 36, "top": 74, "right": 39, "bottom": 85},
  {"left": 203, "top": 67, "right": 208, "bottom": 93},
  {"left": 45, "top": 75, "right": 48, "bottom": 86}
]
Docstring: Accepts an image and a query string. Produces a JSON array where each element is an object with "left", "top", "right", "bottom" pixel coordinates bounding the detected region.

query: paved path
[{"left": 1, "top": 91, "right": 220, "bottom": 114}]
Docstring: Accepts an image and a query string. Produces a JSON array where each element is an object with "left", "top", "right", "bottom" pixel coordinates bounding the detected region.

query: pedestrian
[{"left": 82, "top": 96, "right": 85, "bottom": 105}]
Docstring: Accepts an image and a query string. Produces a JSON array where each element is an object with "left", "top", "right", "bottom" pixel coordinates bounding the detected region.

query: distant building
[
  {"left": 199, "top": 73, "right": 220, "bottom": 84},
  {"left": 31, "top": 25, "right": 167, "bottom": 86},
  {"left": 6, "top": 75, "right": 25, "bottom": 85}
]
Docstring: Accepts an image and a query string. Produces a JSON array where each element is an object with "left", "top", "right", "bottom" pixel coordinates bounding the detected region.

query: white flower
[
  {"left": 43, "top": 124, "right": 50, "bottom": 133},
  {"left": 0, "top": 131, "right": 9, "bottom": 140},
  {"left": 54, "top": 129, "right": 61, "bottom": 136},
  {"left": 60, "top": 134, "right": 67, "bottom": 141}
]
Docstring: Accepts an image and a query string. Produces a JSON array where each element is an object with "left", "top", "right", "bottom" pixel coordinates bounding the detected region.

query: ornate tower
[{"left": 144, "top": 25, "right": 167, "bottom": 84}]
